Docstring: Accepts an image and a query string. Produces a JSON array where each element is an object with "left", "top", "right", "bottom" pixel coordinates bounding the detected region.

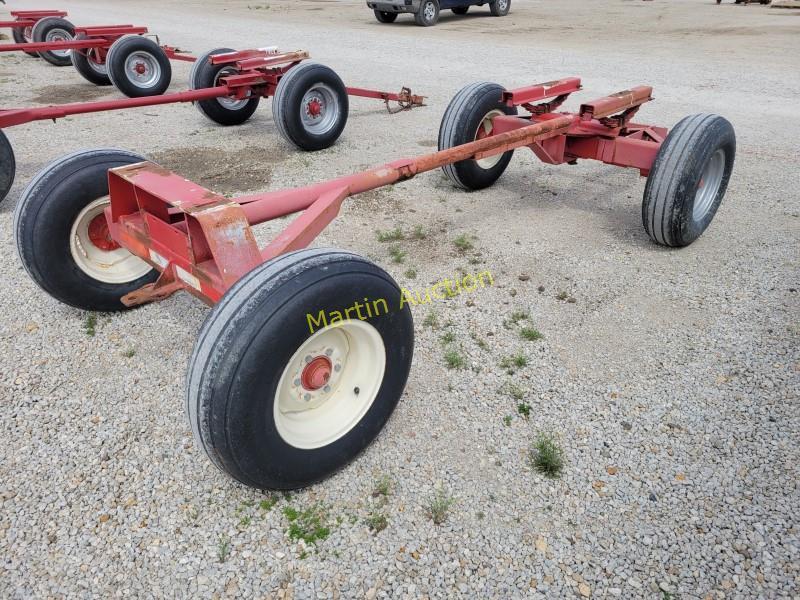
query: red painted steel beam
[
  {"left": 579, "top": 86, "right": 653, "bottom": 120},
  {"left": 503, "top": 77, "right": 582, "bottom": 106},
  {"left": 0, "top": 38, "right": 109, "bottom": 53},
  {"left": 0, "top": 86, "right": 228, "bottom": 128}
]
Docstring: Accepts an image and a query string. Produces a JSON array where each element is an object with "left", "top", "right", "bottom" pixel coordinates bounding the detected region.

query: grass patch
[
  {"left": 530, "top": 433, "right": 565, "bottom": 478},
  {"left": 556, "top": 291, "right": 569, "bottom": 301},
  {"left": 423, "top": 311, "right": 439, "bottom": 329},
  {"left": 426, "top": 491, "right": 455, "bottom": 525},
  {"left": 372, "top": 475, "right": 392, "bottom": 498},
  {"left": 441, "top": 331, "right": 456, "bottom": 345},
  {"left": 504, "top": 382, "right": 525, "bottom": 400},
  {"left": 404, "top": 268, "right": 417, "bottom": 279},
  {"left": 452, "top": 234, "right": 474, "bottom": 253},
  {"left": 283, "top": 504, "right": 331, "bottom": 546},
  {"left": 503, "top": 415, "right": 513, "bottom": 427},
  {"left": 410, "top": 225, "right": 427, "bottom": 240},
  {"left": 471, "top": 332, "right": 489, "bottom": 351},
  {"left": 377, "top": 227, "right": 405, "bottom": 242},
  {"left": 520, "top": 327, "right": 543, "bottom": 342},
  {"left": 509, "top": 310, "right": 529, "bottom": 323},
  {"left": 389, "top": 245, "right": 406, "bottom": 264},
  {"left": 517, "top": 403, "right": 532, "bottom": 418},
  {"left": 365, "top": 511, "right": 388, "bottom": 533},
  {"left": 444, "top": 348, "right": 466, "bottom": 370},
  {"left": 500, "top": 353, "right": 528, "bottom": 373},
  {"left": 259, "top": 495, "right": 279, "bottom": 512},
  {"left": 217, "top": 535, "right": 231, "bottom": 563},
  {"left": 121, "top": 348, "right": 136, "bottom": 358},
  {"left": 84, "top": 313, "right": 97, "bottom": 337}
]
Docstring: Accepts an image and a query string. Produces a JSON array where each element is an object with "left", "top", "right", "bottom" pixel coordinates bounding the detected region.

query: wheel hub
[
  {"left": 87, "top": 213, "right": 120, "bottom": 251},
  {"left": 306, "top": 97, "right": 323, "bottom": 119},
  {"left": 301, "top": 356, "right": 332, "bottom": 390}
]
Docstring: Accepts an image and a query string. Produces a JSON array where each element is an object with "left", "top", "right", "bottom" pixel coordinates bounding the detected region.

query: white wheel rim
[
  {"left": 274, "top": 321, "right": 386, "bottom": 450},
  {"left": 300, "top": 83, "right": 341, "bottom": 136},
  {"left": 424, "top": 1, "right": 436, "bottom": 20},
  {"left": 87, "top": 50, "right": 108, "bottom": 74},
  {"left": 693, "top": 148, "right": 725, "bottom": 222},
  {"left": 475, "top": 109, "right": 504, "bottom": 169},
  {"left": 215, "top": 66, "right": 250, "bottom": 110},
  {"left": 69, "top": 197, "right": 152, "bottom": 284},
  {"left": 124, "top": 51, "right": 161, "bottom": 88},
  {"left": 498, "top": 0, "right": 508, "bottom": 10},
  {"left": 45, "top": 28, "right": 73, "bottom": 58}
]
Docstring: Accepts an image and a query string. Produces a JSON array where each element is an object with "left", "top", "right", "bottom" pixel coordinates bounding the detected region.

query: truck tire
[
  {"left": 14, "top": 149, "right": 157, "bottom": 311},
  {"left": 490, "top": 0, "right": 511, "bottom": 16},
  {"left": 642, "top": 114, "right": 735, "bottom": 247},
  {"left": 71, "top": 34, "right": 112, "bottom": 86},
  {"left": 107, "top": 35, "right": 172, "bottom": 98},
  {"left": 187, "top": 248, "right": 414, "bottom": 489},
  {"left": 415, "top": 0, "right": 440, "bottom": 26},
  {"left": 272, "top": 62, "right": 349, "bottom": 151},
  {"left": 0, "top": 130, "right": 14, "bottom": 204},
  {"left": 12, "top": 23, "right": 39, "bottom": 57},
  {"left": 190, "top": 47, "right": 260, "bottom": 126},
  {"left": 374, "top": 10, "right": 398, "bottom": 22},
  {"left": 31, "top": 17, "right": 74, "bottom": 66},
  {"left": 438, "top": 81, "right": 517, "bottom": 190}
]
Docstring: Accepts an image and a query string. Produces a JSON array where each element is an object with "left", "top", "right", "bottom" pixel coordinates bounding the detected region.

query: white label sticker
[
  {"left": 148, "top": 249, "right": 169, "bottom": 269},
  {"left": 175, "top": 266, "right": 201, "bottom": 291}
]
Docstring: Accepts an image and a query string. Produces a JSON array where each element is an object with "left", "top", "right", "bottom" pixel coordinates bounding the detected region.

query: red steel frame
[
  {"left": 0, "top": 9, "right": 67, "bottom": 31},
  {"left": 0, "top": 23, "right": 194, "bottom": 63},
  {"left": 0, "top": 48, "right": 425, "bottom": 129},
  {"left": 97, "top": 77, "right": 665, "bottom": 307}
]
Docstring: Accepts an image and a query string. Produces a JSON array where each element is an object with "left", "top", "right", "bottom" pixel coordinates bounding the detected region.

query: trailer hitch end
[{"left": 386, "top": 87, "right": 426, "bottom": 114}]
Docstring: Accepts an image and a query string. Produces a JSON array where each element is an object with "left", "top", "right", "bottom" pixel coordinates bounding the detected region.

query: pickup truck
[{"left": 367, "top": 0, "right": 510, "bottom": 27}]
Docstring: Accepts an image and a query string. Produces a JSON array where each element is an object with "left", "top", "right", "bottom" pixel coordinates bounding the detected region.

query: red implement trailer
[
  {"left": 0, "top": 47, "right": 426, "bottom": 202},
  {"left": 14, "top": 78, "right": 735, "bottom": 490},
  {"left": 1, "top": 19, "right": 194, "bottom": 95}
]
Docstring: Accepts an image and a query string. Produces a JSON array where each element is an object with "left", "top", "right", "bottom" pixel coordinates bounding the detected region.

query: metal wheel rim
[
  {"left": 215, "top": 66, "right": 250, "bottom": 110},
  {"left": 274, "top": 321, "right": 386, "bottom": 450},
  {"left": 497, "top": 0, "right": 509, "bottom": 10},
  {"left": 45, "top": 28, "right": 73, "bottom": 58},
  {"left": 23, "top": 26, "right": 33, "bottom": 43},
  {"left": 693, "top": 148, "right": 725, "bottom": 222},
  {"left": 87, "top": 50, "right": 107, "bottom": 75},
  {"left": 69, "top": 197, "right": 152, "bottom": 284},
  {"left": 475, "top": 109, "right": 504, "bottom": 169},
  {"left": 423, "top": 1, "right": 436, "bottom": 20},
  {"left": 124, "top": 51, "right": 161, "bottom": 88},
  {"left": 300, "top": 84, "right": 340, "bottom": 136}
]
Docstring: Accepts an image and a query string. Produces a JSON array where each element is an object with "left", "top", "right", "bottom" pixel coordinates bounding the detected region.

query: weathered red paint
[
  {"left": 99, "top": 79, "right": 668, "bottom": 307},
  {"left": 0, "top": 10, "right": 67, "bottom": 30}
]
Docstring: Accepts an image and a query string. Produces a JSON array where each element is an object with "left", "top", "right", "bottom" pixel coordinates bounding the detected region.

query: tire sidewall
[
  {"left": 275, "top": 64, "right": 349, "bottom": 151},
  {"left": 32, "top": 17, "right": 74, "bottom": 66},
  {"left": 71, "top": 34, "right": 112, "bottom": 86},
  {"left": 15, "top": 152, "right": 157, "bottom": 311},
  {"left": 0, "top": 130, "right": 15, "bottom": 204},
  {"left": 107, "top": 36, "right": 172, "bottom": 97},
  {"left": 197, "top": 257, "right": 413, "bottom": 489},
  {"left": 677, "top": 120, "right": 735, "bottom": 244}
]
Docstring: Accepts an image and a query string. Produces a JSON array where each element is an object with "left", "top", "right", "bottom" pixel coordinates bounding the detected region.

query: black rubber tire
[
  {"left": 31, "top": 17, "right": 74, "bottom": 67},
  {"left": 190, "top": 47, "right": 260, "bottom": 126},
  {"left": 452, "top": 6, "right": 469, "bottom": 14},
  {"left": 642, "top": 114, "right": 735, "bottom": 247},
  {"left": 438, "top": 81, "right": 517, "bottom": 190},
  {"left": 12, "top": 23, "right": 39, "bottom": 57},
  {"left": 187, "top": 248, "right": 414, "bottom": 490},
  {"left": 14, "top": 149, "right": 158, "bottom": 311},
  {"left": 490, "top": 0, "right": 511, "bottom": 16},
  {"left": 0, "top": 130, "right": 15, "bottom": 204},
  {"left": 106, "top": 35, "right": 172, "bottom": 98},
  {"left": 374, "top": 10, "right": 398, "bottom": 22},
  {"left": 272, "top": 62, "right": 349, "bottom": 151},
  {"left": 415, "top": 0, "right": 440, "bottom": 25},
  {"left": 71, "top": 34, "right": 112, "bottom": 86}
]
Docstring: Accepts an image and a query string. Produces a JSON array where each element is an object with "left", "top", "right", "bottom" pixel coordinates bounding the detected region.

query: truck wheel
[
  {"left": 0, "top": 130, "right": 15, "bottom": 204},
  {"left": 374, "top": 10, "right": 398, "bottom": 22},
  {"left": 71, "top": 34, "right": 112, "bottom": 86},
  {"left": 107, "top": 35, "right": 172, "bottom": 98},
  {"left": 452, "top": 6, "right": 469, "bottom": 14},
  {"left": 642, "top": 114, "right": 735, "bottom": 247},
  {"left": 187, "top": 248, "right": 414, "bottom": 490},
  {"left": 490, "top": 0, "right": 511, "bottom": 16},
  {"left": 415, "top": 0, "right": 440, "bottom": 25},
  {"left": 14, "top": 149, "right": 157, "bottom": 311},
  {"left": 12, "top": 22, "right": 39, "bottom": 57},
  {"left": 31, "top": 17, "right": 74, "bottom": 67},
  {"left": 438, "top": 81, "right": 518, "bottom": 190},
  {"left": 272, "top": 62, "right": 349, "bottom": 151},
  {"left": 190, "top": 47, "right": 260, "bottom": 126}
]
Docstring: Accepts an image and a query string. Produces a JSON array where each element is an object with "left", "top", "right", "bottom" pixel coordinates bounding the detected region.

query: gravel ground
[{"left": 1, "top": 0, "right": 798, "bottom": 598}]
